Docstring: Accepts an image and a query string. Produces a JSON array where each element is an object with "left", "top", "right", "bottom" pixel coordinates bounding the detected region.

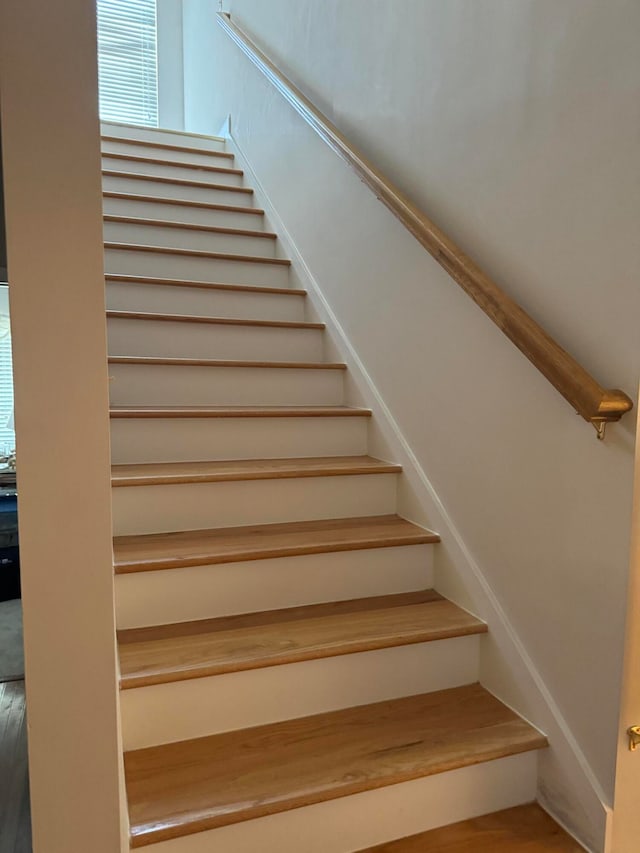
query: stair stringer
[{"left": 225, "top": 126, "right": 605, "bottom": 853}]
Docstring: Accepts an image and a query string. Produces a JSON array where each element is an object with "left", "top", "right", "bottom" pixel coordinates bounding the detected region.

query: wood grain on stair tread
[
  {"left": 104, "top": 273, "right": 304, "bottom": 296},
  {"left": 109, "top": 405, "right": 370, "bottom": 419},
  {"left": 125, "top": 683, "right": 548, "bottom": 847},
  {"left": 103, "top": 215, "right": 276, "bottom": 239},
  {"left": 102, "top": 151, "right": 243, "bottom": 175},
  {"left": 106, "top": 310, "right": 321, "bottom": 329},
  {"left": 108, "top": 356, "right": 345, "bottom": 369},
  {"left": 101, "top": 170, "right": 254, "bottom": 193},
  {"left": 103, "top": 190, "right": 263, "bottom": 215},
  {"left": 118, "top": 590, "right": 486, "bottom": 688},
  {"left": 356, "top": 803, "right": 584, "bottom": 852},
  {"left": 111, "top": 456, "right": 400, "bottom": 487},
  {"left": 113, "top": 514, "right": 437, "bottom": 573},
  {"left": 101, "top": 134, "right": 235, "bottom": 159},
  {"left": 104, "top": 242, "right": 291, "bottom": 265}
]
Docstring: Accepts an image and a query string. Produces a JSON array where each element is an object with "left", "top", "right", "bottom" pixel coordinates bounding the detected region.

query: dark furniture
[{"left": 0, "top": 480, "right": 19, "bottom": 601}]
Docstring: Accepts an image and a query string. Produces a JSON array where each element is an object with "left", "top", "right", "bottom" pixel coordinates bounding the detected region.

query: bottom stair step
[
  {"left": 125, "top": 683, "right": 547, "bottom": 847},
  {"left": 356, "top": 802, "right": 585, "bottom": 851}
]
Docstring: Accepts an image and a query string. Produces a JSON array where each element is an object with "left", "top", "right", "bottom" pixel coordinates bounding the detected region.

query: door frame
[{"left": 610, "top": 386, "right": 640, "bottom": 852}]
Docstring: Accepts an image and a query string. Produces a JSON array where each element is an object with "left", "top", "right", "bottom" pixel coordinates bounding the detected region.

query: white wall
[
  {"left": 181, "top": 1, "right": 640, "bottom": 848},
  {"left": 0, "top": 1, "right": 126, "bottom": 850}
]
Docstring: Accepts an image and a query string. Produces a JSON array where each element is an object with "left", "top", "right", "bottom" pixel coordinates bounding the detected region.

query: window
[
  {"left": 0, "top": 286, "right": 15, "bottom": 455},
  {"left": 97, "top": 0, "right": 159, "bottom": 127}
]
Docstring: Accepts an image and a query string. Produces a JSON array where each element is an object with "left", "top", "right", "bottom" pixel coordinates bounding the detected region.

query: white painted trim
[
  {"left": 604, "top": 804, "right": 614, "bottom": 853},
  {"left": 228, "top": 128, "right": 607, "bottom": 851},
  {"left": 100, "top": 120, "right": 225, "bottom": 142},
  {"left": 537, "top": 802, "right": 594, "bottom": 853},
  {"left": 218, "top": 114, "right": 231, "bottom": 138}
]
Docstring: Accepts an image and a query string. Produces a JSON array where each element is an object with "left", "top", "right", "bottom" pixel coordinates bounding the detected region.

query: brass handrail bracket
[{"left": 627, "top": 725, "right": 640, "bottom": 752}]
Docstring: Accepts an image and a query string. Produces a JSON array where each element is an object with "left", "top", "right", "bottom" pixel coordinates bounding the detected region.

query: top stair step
[
  {"left": 100, "top": 123, "right": 227, "bottom": 153},
  {"left": 356, "top": 803, "right": 584, "bottom": 852},
  {"left": 124, "top": 683, "right": 547, "bottom": 847},
  {"left": 101, "top": 135, "right": 234, "bottom": 159}
]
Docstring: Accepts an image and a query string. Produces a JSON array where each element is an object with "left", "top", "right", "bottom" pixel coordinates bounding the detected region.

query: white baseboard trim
[{"left": 227, "top": 127, "right": 607, "bottom": 852}]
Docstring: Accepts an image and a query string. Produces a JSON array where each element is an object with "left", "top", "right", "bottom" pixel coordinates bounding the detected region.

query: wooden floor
[
  {"left": 0, "top": 680, "right": 32, "bottom": 853},
  {"left": 358, "top": 803, "right": 584, "bottom": 851}
]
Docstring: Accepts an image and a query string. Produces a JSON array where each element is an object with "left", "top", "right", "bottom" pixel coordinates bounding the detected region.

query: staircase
[{"left": 102, "top": 124, "right": 582, "bottom": 852}]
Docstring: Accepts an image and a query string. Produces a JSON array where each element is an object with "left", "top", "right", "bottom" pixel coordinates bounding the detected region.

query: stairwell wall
[{"left": 181, "top": 0, "right": 640, "bottom": 848}]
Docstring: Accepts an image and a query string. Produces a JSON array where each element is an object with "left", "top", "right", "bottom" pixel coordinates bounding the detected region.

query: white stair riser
[
  {"left": 102, "top": 156, "right": 244, "bottom": 187},
  {"left": 107, "top": 318, "right": 324, "bottom": 362},
  {"left": 111, "top": 473, "right": 398, "bottom": 535},
  {"left": 103, "top": 173, "right": 253, "bottom": 206},
  {"left": 104, "top": 247, "right": 290, "bottom": 288},
  {"left": 108, "top": 364, "right": 344, "bottom": 407},
  {"left": 139, "top": 752, "right": 538, "bottom": 853},
  {"left": 103, "top": 196, "right": 264, "bottom": 230},
  {"left": 102, "top": 139, "right": 233, "bottom": 166},
  {"left": 100, "top": 123, "right": 227, "bottom": 152},
  {"left": 115, "top": 545, "right": 433, "bottom": 628},
  {"left": 121, "top": 636, "right": 480, "bottom": 748},
  {"left": 106, "top": 280, "right": 305, "bottom": 322},
  {"left": 109, "top": 415, "right": 368, "bottom": 464},
  {"left": 103, "top": 220, "right": 276, "bottom": 256}
]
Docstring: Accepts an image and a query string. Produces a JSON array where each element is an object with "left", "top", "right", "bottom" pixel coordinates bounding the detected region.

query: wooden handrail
[{"left": 217, "top": 11, "right": 633, "bottom": 438}]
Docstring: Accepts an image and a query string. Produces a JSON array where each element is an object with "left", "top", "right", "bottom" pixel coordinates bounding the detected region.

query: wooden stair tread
[
  {"left": 104, "top": 273, "right": 304, "bottom": 296},
  {"left": 125, "top": 683, "right": 547, "bottom": 847},
  {"left": 102, "top": 151, "right": 243, "bottom": 175},
  {"left": 113, "top": 513, "right": 437, "bottom": 573},
  {"left": 108, "top": 356, "right": 345, "bottom": 369},
  {"left": 111, "top": 455, "right": 399, "bottom": 487},
  {"left": 118, "top": 590, "right": 486, "bottom": 687},
  {"left": 104, "top": 242, "right": 291, "bottom": 265},
  {"left": 101, "top": 134, "right": 235, "bottom": 159},
  {"left": 356, "top": 803, "right": 584, "bottom": 852},
  {"left": 106, "top": 310, "right": 321, "bottom": 329},
  {"left": 102, "top": 170, "right": 254, "bottom": 193},
  {"left": 109, "top": 405, "right": 370, "bottom": 419},
  {"left": 103, "top": 214, "right": 276, "bottom": 239},
  {"left": 103, "top": 191, "right": 263, "bottom": 214}
]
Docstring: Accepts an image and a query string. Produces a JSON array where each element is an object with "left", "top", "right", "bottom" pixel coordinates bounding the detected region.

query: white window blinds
[
  {"left": 97, "top": 0, "right": 159, "bottom": 127},
  {"left": 0, "top": 288, "right": 15, "bottom": 454},
  {"left": 0, "top": 334, "right": 14, "bottom": 454}
]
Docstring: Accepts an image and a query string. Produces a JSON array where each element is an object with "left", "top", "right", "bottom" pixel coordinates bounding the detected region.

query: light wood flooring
[
  {"left": 358, "top": 803, "right": 584, "bottom": 851},
  {"left": 0, "top": 680, "right": 31, "bottom": 853}
]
